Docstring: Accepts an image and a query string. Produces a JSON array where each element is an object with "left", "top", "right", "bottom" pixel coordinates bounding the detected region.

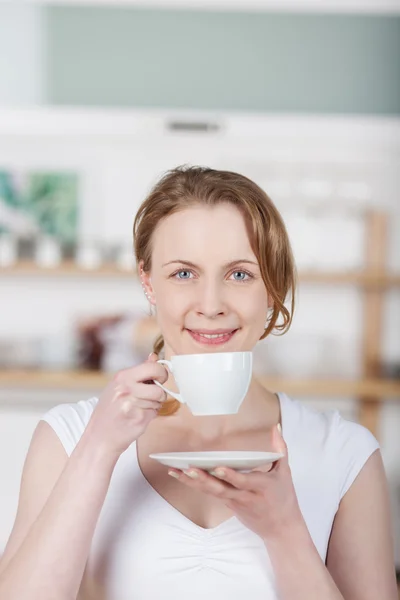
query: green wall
[{"left": 46, "top": 7, "right": 400, "bottom": 114}]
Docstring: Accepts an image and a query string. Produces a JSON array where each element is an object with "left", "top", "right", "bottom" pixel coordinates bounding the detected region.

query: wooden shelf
[
  {"left": 300, "top": 271, "right": 400, "bottom": 287},
  {"left": 0, "top": 369, "right": 110, "bottom": 390},
  {"left": 2, "top": 262, "right": 400, "bottom": 287},
  {"left": 262, "top": 377, "right": 400, "bottom": 398},
  {"left": 1, "top": 213, "right": 398, "bottom": 438},
  {"left": 1, "top": 369, "right": 399, "bottom": 398},
  {"left": 0, "top": 261, "right": 136, "bottom": 277}
]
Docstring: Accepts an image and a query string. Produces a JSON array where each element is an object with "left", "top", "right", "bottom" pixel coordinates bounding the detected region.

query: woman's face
[{"left": 142, "top": 203, "right": 270, "bottom": 357}]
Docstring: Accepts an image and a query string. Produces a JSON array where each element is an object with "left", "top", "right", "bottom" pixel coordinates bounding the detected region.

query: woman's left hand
[{"left": 167, "top": 425, "right": 303, "bottom": 541}]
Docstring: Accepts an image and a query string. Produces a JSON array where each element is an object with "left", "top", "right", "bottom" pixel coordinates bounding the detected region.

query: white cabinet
[{"left": 19, "top": 0, "right": 400, "bottom": 14}]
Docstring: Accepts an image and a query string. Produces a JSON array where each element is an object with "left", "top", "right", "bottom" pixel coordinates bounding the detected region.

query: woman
[{"left": 0, "top": 166, "right": 397, "bottom": 600}]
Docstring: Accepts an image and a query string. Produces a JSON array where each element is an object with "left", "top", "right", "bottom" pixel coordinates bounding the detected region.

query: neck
[{"left": 163, "top": 376, "right": 280, "bottom": 441}]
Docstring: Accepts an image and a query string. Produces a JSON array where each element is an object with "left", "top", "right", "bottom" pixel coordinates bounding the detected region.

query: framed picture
[{"left": 0, "top": 169, "right": 79, "bottom": 242}]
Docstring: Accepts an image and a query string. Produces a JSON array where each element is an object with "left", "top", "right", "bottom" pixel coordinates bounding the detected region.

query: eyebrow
[{"left": 161, "top": 259, "right": 259, "bottom": 270}]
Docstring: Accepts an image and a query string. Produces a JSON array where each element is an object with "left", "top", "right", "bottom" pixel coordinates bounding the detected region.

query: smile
[
  {"left": 198, "top": 333, "right": 227, "bottom": 339},
  {"left": 186, "top": 329, "right": 239, "bottom": 346}
]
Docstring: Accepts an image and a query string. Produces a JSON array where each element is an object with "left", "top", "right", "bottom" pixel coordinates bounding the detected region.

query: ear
[{"left": 138, "top": 261, "right": 156, "bottom": 306}]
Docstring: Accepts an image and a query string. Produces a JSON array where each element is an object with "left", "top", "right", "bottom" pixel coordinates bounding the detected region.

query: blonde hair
[{"left": 133, "top": 165, "right": 296, "bottom": 416}]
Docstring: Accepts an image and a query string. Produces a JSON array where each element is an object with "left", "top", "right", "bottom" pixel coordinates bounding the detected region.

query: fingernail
[
  {"left": 148, "top": 352, "right": 155, "bottom": 359},
  {"left": 211, "top": 468, "right": 225, "bottom": 478},
  {"left": 183, "top": 470, "right": 198, "bottom": 479},
  {"left": 277, "top": 423, "right": 282, "bottom": 435},
  {"left": 168, "top": 470, "right": 180, "bottom": 479}
]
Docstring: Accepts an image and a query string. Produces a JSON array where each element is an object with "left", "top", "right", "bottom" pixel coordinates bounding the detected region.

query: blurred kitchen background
[{"left": 0, "top": 0, "right": 399, "bottom": 576}]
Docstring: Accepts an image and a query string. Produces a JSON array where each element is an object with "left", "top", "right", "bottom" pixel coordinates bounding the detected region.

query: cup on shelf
[
  {"left": 0, "top": 233, "right": 17, "bottom": 267},
  {"left": 117, "top": 244, "right": 135, "bottom": 271},
  {"left": 61, "top": 240, "right": 76, "bottom": 263},
  {"left": 261, "top": 333, "right": 360, "bottom": 379},
  {"left": 102, "top": 243, "right": 120, "bottom": 266},
  {"left": 17, "top": 236, "right": 36, "bottom": 261},
  {"left": 0, "top": 339, "right": 16, "bottom": 367},
  {"left": 35, "top": 235, "right": 62, "bottom": 268},
  {"left": 76, "top": 240, "right": 102, "bottom": 270},
  {"left": 37, "top": 335, "right": 78, "bottom": 370},
  {"left": 311, "top": 214, "right": 364, "bottom": 272},
  {"left": 0, "top": 338, "right": 42, "bottom": 369}
]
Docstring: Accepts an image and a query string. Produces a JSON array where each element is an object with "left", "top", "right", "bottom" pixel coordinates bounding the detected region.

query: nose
[{"left": 195, "top": 279, "right": 227, "bottom": 319}]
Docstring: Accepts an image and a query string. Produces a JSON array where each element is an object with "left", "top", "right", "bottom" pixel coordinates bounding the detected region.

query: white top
[{"left": 40, "top": 392, "right": 379, "bottom": 600}]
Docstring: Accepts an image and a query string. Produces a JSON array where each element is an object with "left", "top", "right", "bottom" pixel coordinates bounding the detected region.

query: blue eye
[
  {"left": 232, "top": 271, "right": 249, "bottom": 281},
  {"left": 171, "top": 269, "right": 253, "bottom": 282},
  {"left": 176, "top": 270, "right": 192, "bottom": 279}
]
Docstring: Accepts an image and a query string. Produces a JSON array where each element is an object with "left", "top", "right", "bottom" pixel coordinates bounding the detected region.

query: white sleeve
[
  {"left": 333, "top": 412, "right": 380, "bottom": 500},
  {"left": 40, "top": 397, "right": 99, "bottom": 457}
]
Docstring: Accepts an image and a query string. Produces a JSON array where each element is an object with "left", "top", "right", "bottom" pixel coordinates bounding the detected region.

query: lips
[{"left": 186, "top": 328, "right": 239, "bottom": 346}]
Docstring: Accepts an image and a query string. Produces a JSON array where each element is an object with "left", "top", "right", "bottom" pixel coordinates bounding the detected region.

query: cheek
[
  {"left": 241, "top": 290, "right": 269, "bottom": 318},
  {"left": 240, "top": 294, "right": 269, "bottom": 335},
  {"left": 156, "top": 291, "right": 189, "bottom": 324}
]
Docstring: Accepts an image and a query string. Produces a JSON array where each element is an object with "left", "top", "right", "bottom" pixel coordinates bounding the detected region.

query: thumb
[{"left": 147, "top": 352, "right": 159, "bottom": 363}]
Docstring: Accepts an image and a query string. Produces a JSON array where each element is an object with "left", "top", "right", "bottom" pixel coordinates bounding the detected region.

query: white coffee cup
[{"left": 154, "top": 351, "right": 252, "bottom": 416}]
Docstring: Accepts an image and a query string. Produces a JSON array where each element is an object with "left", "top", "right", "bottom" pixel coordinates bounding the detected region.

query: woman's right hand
[{"left": 86, "top": 353, "right": 169, "bottom": 457}]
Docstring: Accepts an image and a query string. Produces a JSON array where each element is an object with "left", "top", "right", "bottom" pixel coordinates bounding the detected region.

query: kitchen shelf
[
  {"left": 0, "top": 261, "right": 135, "bottom": 277},
  {"left": 2, "top": 262, "right": 400, "bottom": 287},
  {"left": 1, "top": 369, "right": 399, "bottom": 398},
  {"left": 1, "top": 211, "right": 398, "bottom": 438},
  {"left": 299, "top": 271, "right": 400, "bottom": 287}
]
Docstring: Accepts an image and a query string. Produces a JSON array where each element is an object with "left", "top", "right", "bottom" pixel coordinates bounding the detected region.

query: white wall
[
  {"left": 0, "top": 108, "right": 399, "bottom": 560},
  {"left": 0, "top": 5, "right": 46, "bottom": 106}
]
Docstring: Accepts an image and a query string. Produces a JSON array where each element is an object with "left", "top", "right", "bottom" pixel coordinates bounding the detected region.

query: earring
[
  {"left": 141, "top": 281, "right": 150, "bottom": 299},
  {"left": 140, "top": 269, "right": 154, "bottom": 303}
]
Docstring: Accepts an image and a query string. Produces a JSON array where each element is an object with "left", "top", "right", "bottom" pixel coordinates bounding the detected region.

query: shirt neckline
[{"left": 133, "top": 391, "right": 288, "bottom": 535}]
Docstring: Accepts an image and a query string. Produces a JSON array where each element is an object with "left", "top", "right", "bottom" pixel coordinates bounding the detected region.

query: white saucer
[{"left": 149, "top": 451, "right": 284, "bottom": 473}]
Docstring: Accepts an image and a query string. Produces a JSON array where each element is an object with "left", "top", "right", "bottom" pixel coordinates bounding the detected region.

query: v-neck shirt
[{"left": 41, "top": 392, "right": 379, "bottom": 600}]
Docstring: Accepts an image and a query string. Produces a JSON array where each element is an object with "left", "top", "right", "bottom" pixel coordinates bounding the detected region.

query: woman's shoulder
[
  {"left": 40, "top": 396, "right": 99, "bottom": 457},
  {"left": 279, "top": 392, "right": 380, "bottom": 499}
]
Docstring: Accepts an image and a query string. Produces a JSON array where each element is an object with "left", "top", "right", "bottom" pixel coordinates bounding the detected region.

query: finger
[
  {"left": 248, "top": 454, "right": 283, "bottom": 475},
  {"left": 168, "top": 468, "right": 241, "bottom": 500},
  {"left": 118, "top": 362, "right": 168, "bottom": 385},
  {"left": 120, "top": 397, "right": 162, "bottom": 415},
  {"left": 139, "top": 362, "right": 169, "bottom": 384},
  {"left": 113, "top": 382, "right": 131, "bottom": 398},
  {"left": 140, "top": 353, "right": 165, "bottom": 385},
  {"left": 209, "top": 467, "right": 266, "bottom": 491},
  {"left": 134, "top": 382, "right": 167, "bottom": 402},
  {"left": 270, "top": 457, "right": 281, "bottom": 471},
  {"left": 134, "top": 398, "right": 164, "bottom": 411}
]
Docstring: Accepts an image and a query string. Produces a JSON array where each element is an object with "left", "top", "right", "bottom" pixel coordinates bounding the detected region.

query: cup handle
[{"left": 153, "top": 359, "right": 185, "bottom": 404}]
